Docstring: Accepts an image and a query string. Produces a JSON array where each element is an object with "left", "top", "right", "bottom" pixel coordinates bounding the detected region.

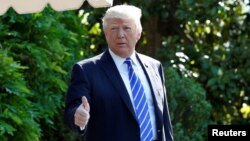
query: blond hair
[{"left": 102, "top": 4, "right": 142, "bottom": 32}]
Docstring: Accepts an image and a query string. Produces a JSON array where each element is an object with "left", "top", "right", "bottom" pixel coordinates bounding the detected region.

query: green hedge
[
  {"left": 165, "top": 68, "right": 212, "bottom": 141},
  {"left": 0, "top": 7, "right": 95, "bottom": 141}
]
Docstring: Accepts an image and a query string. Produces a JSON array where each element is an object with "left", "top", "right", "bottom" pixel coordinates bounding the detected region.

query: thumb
[{"left": 82, "top": 96, "right": 90, "bottom": 112}]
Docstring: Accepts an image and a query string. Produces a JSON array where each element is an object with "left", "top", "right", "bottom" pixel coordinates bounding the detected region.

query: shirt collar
[{"left": 109, "top": 49, "right": 137, "bottom": 67}]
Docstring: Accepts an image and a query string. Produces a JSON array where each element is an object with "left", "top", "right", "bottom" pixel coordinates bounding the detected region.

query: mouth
[
  {"left": 117, "top": 43, "right": 126, "bottom": 46},
  {"left": 117, "top": 42, "right": 126, "bottom": 45}
]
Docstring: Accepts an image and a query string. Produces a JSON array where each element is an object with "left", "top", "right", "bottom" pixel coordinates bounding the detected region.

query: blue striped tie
[{"left": 124, "top": 58, "right": 153, "bottom": 141}]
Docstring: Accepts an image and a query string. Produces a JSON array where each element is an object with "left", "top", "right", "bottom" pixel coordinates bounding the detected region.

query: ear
[{"left": 136, "top": 32, "right": 141, "bottom": 40}]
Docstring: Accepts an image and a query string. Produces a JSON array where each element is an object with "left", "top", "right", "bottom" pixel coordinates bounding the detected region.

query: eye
[
  {"left": 111, "top": 27, "right": 118, "bottom": 31},
  {"left": 124, "top": 26, "right": 131, "bottom": 31}
]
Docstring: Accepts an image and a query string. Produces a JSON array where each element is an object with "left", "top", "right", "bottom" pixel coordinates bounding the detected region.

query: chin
[{"left": 117, "top": 51, "right": 132, "bottom": 58}]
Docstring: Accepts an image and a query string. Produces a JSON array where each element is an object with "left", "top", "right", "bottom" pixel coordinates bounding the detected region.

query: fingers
[
  {"left": 74, "top": 112, "right": 89, "bottom": 127},
  {"left": 74, "top": 96, "right": 90, "bottom": 128}
]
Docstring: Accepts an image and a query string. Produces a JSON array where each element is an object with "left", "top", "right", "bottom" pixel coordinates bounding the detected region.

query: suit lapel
[
  {"left": 136, "top": 54, "right": 161, "bottom": 101},
  {"left": 99, "top": 50, "right": 137, "bottom": 120},
  {"left": 136, "top": 54, "right": 164, "bottom": 132},
  {"left": 138, "top": 59, "right": 159, "bottom": 97}
]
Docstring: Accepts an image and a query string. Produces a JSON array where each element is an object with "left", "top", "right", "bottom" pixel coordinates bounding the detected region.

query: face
[{"left": 104, "top": 18, "right": 141, "bottom": 58}]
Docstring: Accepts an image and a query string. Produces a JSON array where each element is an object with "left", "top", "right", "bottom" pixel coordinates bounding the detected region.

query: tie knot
[{"left": 124, "top": 58, "right": 132, "bottom": 66}]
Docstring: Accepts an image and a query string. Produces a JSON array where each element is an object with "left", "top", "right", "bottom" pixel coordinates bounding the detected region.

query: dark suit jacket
[{"left": 64, "top": 50, "right": 174, "bottom": 141}]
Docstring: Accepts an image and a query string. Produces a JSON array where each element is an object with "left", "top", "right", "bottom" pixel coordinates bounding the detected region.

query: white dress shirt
[{"left": 109, "top": 49, "right": 157, "bottom": 140}]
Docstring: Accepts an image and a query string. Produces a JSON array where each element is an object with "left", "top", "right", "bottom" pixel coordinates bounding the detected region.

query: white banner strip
[{"left": 0, "top": 0, "right": 113, "bottom": 15}]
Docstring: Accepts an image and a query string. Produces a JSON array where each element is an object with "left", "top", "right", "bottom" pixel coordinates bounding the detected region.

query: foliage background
[{"left": 0, "top": 0, "right": 249, "bottom": 141}]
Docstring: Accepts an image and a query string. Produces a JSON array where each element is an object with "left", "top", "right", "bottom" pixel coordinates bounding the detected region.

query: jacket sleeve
[{"left": 64, "top": 63, "right": 91, "bottom": 135}]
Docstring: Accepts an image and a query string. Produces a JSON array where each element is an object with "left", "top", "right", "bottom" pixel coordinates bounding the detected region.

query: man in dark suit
[{"left": 64, "top": 4, "right": 174, "bottom": 141}]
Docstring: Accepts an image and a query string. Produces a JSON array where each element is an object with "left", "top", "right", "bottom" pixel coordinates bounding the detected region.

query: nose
[{"left": 117, "top": 28, "right": 125, "bottom": 38}]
